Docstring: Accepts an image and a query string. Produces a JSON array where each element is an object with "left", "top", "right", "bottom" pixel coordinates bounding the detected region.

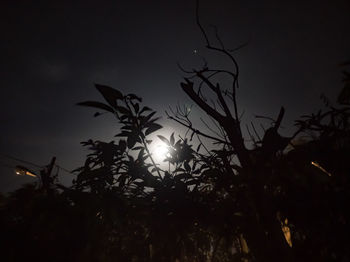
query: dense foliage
[
  {"left": 1, "top": 10, "right": 349, "bottom": 259},
  {"left": 1, "top": 72, "right": 350, "bottom": 261}
]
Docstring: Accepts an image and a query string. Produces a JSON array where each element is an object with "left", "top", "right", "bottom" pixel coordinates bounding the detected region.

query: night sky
[{"left": 1, "top": 0, "right": 349, "bottom": 192}]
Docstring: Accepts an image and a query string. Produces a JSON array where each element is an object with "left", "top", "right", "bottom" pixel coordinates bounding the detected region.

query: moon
[{"left": 153, "top": 142, "right": 169, "bottom": 162}]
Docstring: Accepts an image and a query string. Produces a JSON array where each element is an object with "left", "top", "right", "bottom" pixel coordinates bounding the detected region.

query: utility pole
[{"left": 40, "top": 156, "right": 56, "bottom": 193}]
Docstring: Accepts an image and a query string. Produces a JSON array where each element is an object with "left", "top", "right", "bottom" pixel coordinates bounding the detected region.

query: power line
[
  {"left": 0, "top": 153, "right": 73, "bottom": 176},
  {"left": 0, "top": 153, "right": 43, "bottom": 168},
  {"left": 55, "top": 164, "right": 73, "bottom": 174}
]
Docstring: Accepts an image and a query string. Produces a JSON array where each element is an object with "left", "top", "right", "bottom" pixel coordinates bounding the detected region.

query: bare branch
[
  {"left": 255, "top": 115, "right": 275, "bottom": 123},
  {"left": 246, "top": 124, "right": 256, "bottom": 144},
  {"left": 209, "top": 115, "right": 228, "bottom": 142},
  {"left": 251, "top": 122, "right": 262, "bottom": 142},
  {"left": 195, "top": 72, "right": 234, "bottom": 121},
  {"left": 196, "top": 0, "right": 240, "bottom": 86},
  {"left": 166, "top": 111, "right": 229, "bottom": 145},
  {"left": 275, "top": 106, "right": 285, "bottom": 130},
  {"left": 181, "top": 78, "right": 225, "bottom": 123},
  {"left": 227, "top": 40, "right": 250, "bottom": 53},
  {"left": 209, "top": 24, "right": 225, "bottom": 49},
  {"left": 200, "top": 117, "right": 225, "bottom": 139}
]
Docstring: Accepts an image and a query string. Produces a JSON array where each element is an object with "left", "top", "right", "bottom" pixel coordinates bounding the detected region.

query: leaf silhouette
[
  {"left": 170, "top": 132, "right": 175, "bottom": 146},
  {"left": 157, "top": 135, "right": 170, "bottom": 146},
  {"left": 115, "top": 106, "right": 130, "bottom": 115},
  {"left": 127, "top": 93, "right": 142, "bottom": 102},
  {"left": 133, "top": 103, "right": 139, "bottom": 113},
  {"left": 115, "top": 131, "right": 130, "bottom": 137},
  {"left": 127, "top": 133, "right": 138, "bottom": 148},
  {"left": 139, "top": 106, "right": 152, "bottom": 115},
  {"left": 95, "top": 84, "right": 123, "bottom": 108},
  {"left": 145, "top": 123, "right": 162, "bottom": 136}
]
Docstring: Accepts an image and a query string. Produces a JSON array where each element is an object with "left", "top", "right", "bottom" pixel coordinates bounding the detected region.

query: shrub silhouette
[
  {"left": 3, "top": 71, "right": 349, "bottom": 261},
  {"left": 1, "top": 4, "right": 349, "bottom": 260}
]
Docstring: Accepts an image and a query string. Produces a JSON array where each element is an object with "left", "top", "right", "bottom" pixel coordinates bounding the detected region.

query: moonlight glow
[{"left": 153, "top": 143, "right": 169, "bottom": 162}]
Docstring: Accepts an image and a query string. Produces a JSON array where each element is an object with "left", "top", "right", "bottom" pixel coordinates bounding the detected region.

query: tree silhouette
[
  {"left": 1, "top": 4, "right": 349, "bottom": 261},
  {"left": 1, "top": 64, "right": 349, "bottom": 262}
]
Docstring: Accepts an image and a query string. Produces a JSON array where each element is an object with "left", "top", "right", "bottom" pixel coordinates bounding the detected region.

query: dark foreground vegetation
[{"left": 1, "top": 8, "right": 350, "bottom": 261}]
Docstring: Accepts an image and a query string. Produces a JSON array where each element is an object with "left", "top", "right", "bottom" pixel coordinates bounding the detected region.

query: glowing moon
[{"left": 153, "top": 143, "right": 169, "bottom": 162}]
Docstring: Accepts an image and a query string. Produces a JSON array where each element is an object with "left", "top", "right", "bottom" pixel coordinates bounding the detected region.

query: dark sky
[{"left": 1, "top": 0, "right": 349, "bottom": 192}]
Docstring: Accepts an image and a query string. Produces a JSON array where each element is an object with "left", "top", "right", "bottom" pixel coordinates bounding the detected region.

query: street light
[
  {"left": 14, "top": 157, "right": 57, "bottom": 193},
  {"left": 15, "top": 165, "right": 37, "bottom": 178}
]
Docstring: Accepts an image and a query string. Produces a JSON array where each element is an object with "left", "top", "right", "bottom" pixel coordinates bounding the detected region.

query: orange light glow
[
  {"left": 25, "top": 171, "right": 37, "bottom": 177},
  {"left": 311, "top": 161, "right": 332, "bottom": 176},
  {"left": 282, "top": 218, "right": 292, "bottom": 247}
]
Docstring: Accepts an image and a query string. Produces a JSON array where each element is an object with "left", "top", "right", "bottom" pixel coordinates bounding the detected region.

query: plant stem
[{"left": 141, "top": 137, "right": 163, "bottom": 180}]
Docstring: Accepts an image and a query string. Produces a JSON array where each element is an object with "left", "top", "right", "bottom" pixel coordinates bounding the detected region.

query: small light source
[
  {"left": 14, "top": 165, "right": 37, "bottom": 178},
  {"left": 311, "top": 161, "right": 332, "bottom": 177},
  {"left": 14, "top": 167, "right": 25, "bottom": 176},
  {"left": 281, "top": 218, "right": 293, "bottom": 247},
  {"left": 25, "top": 171, "right": 37, "bottom": 177}
]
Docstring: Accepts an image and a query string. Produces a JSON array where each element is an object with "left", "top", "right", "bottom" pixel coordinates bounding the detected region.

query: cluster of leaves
[
  {"left": 75, "top": 84, "right": 164, "bottom": 192},
  {"left": 71, "top": 85, "right": 227, "bottom": 261}
]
